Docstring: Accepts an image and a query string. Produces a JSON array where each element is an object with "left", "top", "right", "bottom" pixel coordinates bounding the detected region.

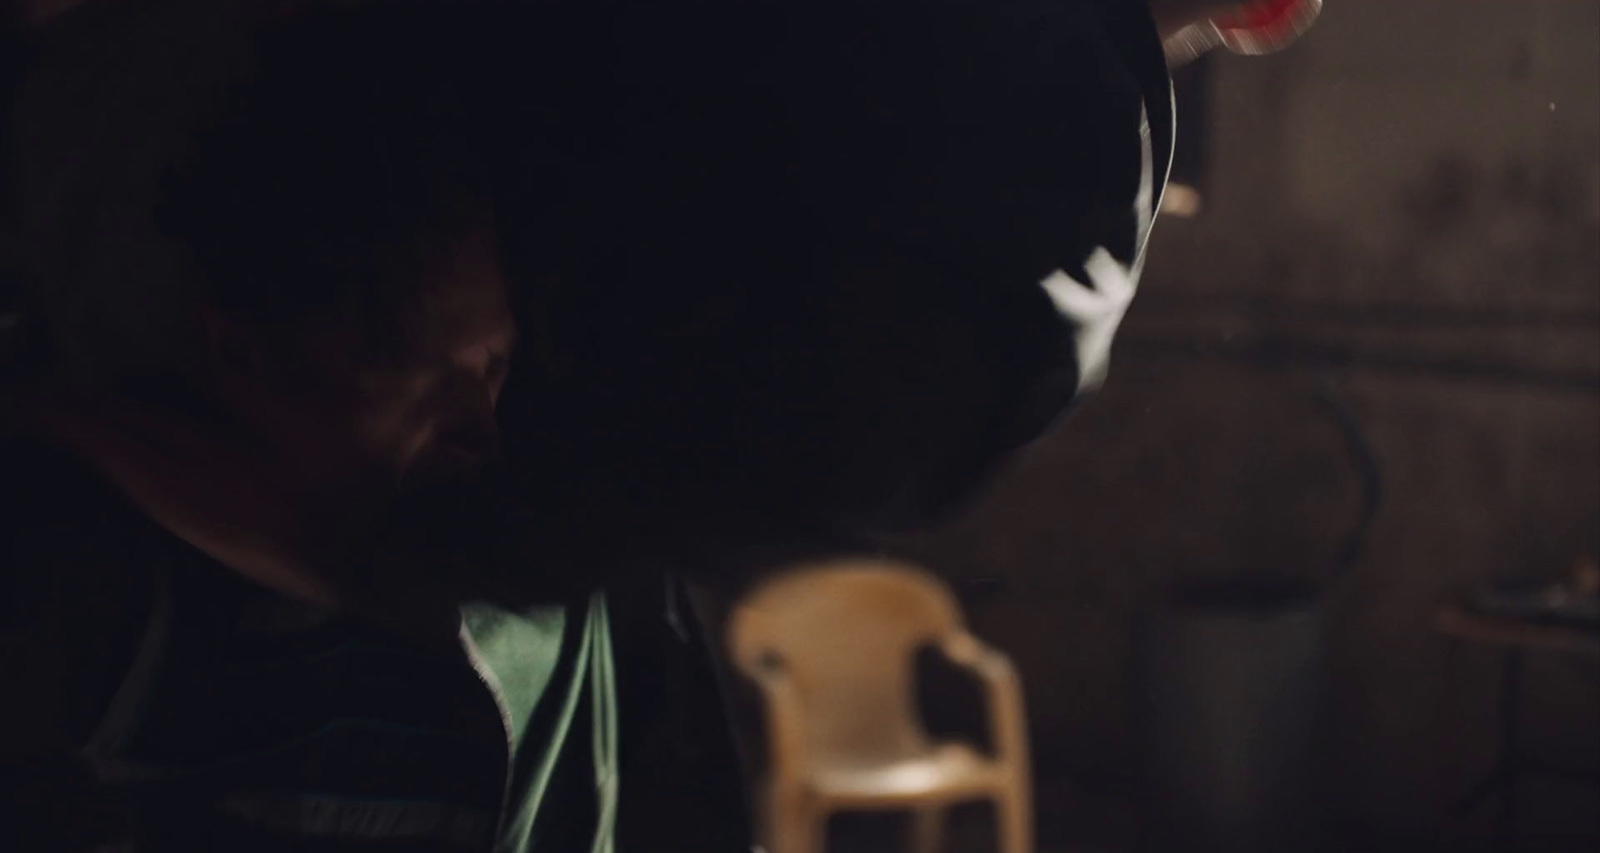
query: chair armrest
[{"left": 939, "top": 633, "right": 1030, "bottom": 768}]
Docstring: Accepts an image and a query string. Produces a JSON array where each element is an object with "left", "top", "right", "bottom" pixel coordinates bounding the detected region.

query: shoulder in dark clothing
[{"left": 0, "top": 431, "right": 159, "bottom": 747}]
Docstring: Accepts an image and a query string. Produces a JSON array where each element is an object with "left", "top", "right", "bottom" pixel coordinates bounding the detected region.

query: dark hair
[
  {"left": 480, "top": 0, "right": 1156, "bottom": 545},
  {"left": 158, "top": 3, "right": 498, "bottom": 352}
]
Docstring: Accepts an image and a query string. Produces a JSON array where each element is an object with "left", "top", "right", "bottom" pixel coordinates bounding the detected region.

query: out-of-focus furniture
[
  {"left": 727, "top": 558, "right": 1032, "bottom": 853},
  {"left": 1436, "top": 604, "right": 1600, "bottom": 851}
]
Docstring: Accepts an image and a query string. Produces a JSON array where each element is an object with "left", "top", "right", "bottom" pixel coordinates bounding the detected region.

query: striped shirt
[{"left": 2, "top": 439, "right": 617, "bottom": 853}]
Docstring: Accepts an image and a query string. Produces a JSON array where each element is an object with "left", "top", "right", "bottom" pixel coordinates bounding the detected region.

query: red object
[
  {"left": 1215, "top": 0, "right": 1304, "bottom": 31},
  {"left": 1212, "top": 0, "right": 1322, "bottom": 56}
]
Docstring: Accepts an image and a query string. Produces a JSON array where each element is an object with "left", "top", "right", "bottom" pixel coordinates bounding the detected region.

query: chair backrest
[{"left": 727, "top": 558, "right": 966, "bottom": 765}]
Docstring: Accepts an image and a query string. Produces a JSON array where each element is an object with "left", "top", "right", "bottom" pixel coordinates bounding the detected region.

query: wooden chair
[{"left": 727, "top": 558, "right": 1032, "bottom": 853}]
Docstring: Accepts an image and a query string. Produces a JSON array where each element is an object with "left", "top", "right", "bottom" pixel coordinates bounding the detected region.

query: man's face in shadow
[{"left": 209, "top": 225, "right": 517, "bottom": 517}]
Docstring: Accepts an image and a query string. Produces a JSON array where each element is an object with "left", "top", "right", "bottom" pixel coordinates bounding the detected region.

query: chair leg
[
  {"left": 768, "top": 797, "right": 827, "bottom": 853},
  {"left": 910, "top": 805, "right": 945, "bottom": 853},
  {"left": 996, "top": 789, "right": 1032, "bottom": 853}
]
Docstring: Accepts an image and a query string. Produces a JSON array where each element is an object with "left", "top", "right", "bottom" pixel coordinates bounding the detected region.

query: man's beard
[
  {"left": 397, "top": 422, "right": 506, "bottom": 497},
  {"left": 330, "top": 456, "right": 843, "bottom": 625},
  {"left": 324, "top": 456, "right": 633, "bottom": 621}
]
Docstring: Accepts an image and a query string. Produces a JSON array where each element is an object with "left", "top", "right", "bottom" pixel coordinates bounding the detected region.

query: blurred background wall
[{"left": 920, "top": 1, "right": 1599, "bottom": 849}]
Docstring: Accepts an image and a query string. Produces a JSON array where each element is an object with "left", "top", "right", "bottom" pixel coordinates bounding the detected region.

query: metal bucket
[{"left": 1136, "top": 577, "right": 1327, "bottom": 852}]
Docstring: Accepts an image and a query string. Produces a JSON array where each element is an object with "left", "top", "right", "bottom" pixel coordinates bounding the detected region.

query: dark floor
[{"left": 818, "top": 776, "right": 1600, "bottom": 853}]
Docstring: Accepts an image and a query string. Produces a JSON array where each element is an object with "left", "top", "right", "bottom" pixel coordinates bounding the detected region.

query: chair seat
[{"left": 809, "top": 743, "right": 1002, "bottom": 806}]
